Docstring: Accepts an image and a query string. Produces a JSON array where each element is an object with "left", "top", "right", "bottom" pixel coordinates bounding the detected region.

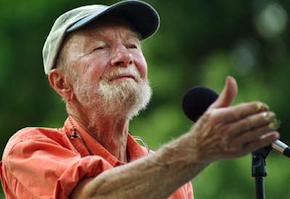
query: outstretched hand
[{"left": 190, "top": 76, "right": 280, "bottom": 164}]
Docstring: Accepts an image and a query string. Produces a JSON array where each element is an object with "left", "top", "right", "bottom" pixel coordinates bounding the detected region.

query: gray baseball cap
[{"left": 42, "top": 0, "right": 160, "bottom": 74}]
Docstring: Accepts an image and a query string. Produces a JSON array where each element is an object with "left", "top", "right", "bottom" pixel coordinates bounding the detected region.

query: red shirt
[{"left": 0, "top": 117, "right": 193, "bottom": 199}]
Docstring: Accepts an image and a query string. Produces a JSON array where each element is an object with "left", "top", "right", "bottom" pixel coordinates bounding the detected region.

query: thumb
[{"left": 210, "top": 76, "right": 238, "bottom": 109}]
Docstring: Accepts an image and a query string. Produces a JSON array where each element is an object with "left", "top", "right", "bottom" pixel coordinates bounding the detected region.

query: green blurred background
[{"left": 1, "top": 0, "right": 290, "bottom": 198}]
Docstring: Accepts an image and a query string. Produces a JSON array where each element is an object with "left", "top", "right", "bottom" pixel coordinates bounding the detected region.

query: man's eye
[
  {"left": 127, "top": 44, "right": 138, "bottom": 49},
  {"left": 94, "top": 46, "right": 105, "bottom": 50}
]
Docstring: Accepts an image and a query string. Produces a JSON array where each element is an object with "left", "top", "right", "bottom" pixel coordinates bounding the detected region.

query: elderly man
[{"left": 0, "top": 1, "right": 280, "bottom": 199}]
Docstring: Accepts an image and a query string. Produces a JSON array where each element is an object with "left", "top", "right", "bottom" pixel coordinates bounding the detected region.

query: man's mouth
[{"left": 109, "top": 74, "right": 136, "bottom": 82}]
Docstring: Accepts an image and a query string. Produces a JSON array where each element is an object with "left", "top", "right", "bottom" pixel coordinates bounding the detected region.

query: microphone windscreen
[{"left": 182, "top": 86, "right": 218, "bottom": 122}]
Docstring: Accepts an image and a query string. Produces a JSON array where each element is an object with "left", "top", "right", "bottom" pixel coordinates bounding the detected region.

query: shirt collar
[{"left": 63, "top": 117, "right": 149, "bottom": 166}]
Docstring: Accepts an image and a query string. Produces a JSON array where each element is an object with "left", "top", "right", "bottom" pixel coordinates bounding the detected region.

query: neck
[{"left": 67, "top": 103, "right": 130, "bottom": 163}]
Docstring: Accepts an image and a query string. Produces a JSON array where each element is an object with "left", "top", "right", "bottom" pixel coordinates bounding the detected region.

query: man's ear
[{"left": 48, "top": 69, "right": 73, "bottom": 101}]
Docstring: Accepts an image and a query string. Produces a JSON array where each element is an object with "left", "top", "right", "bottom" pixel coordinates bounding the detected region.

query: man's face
[{"left": 61, "top": 16, "right": 152, "bottom": 118}]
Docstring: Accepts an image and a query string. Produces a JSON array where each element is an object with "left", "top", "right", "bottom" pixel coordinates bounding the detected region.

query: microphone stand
[{"left": 251, "top": 146, "right": 272, "bottom": 199}]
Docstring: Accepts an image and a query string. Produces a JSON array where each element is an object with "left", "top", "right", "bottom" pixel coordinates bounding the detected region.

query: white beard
[{"left": 73, "top": 68, "right": 152, "bottom": 119}]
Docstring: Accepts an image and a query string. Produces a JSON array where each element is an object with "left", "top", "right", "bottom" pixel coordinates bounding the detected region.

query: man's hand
[
  {"left": 70, "top": 76, "right": 280, "bottom": 199},
  {"left": 190, "top": 76, "right": 280, "bottom": 163}
]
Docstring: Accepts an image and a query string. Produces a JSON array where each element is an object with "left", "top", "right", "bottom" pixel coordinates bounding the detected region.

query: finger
[
  {"left": 242, "top": 131, "right": 280, "bottom": 153},
  {"left": 210, "top": 76, "right": 238, "bottom": 109},
  {"left": 226, "top": 111, "right": 276, "bottom": 137},
  {"left": 212, "top": 101, "right": 270, "bottom": 124},
  {"left": 230, "top": 120, "right": 279, "bottom": 148}
]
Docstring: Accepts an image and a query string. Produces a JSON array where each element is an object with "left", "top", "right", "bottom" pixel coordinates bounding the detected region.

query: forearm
[
  {"left": 71, "top": 97, "right": 280, "bottom": 198},
  {"left": 70, "top": 132, "right": 208, "bottom": 199}
]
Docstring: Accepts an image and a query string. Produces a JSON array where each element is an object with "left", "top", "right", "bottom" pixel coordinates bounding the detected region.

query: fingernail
[
  {"left": 256, "top": 102, "right": 270, "bottom": 112},
  {"left": 262, "top": 112, "right": 271, "bottom": 121},
  {"left": 268, "top": 120, "right": 281, "bottom": 130},
  {"left": 263, "top": 104, "right": 270, "bottom": 111}
]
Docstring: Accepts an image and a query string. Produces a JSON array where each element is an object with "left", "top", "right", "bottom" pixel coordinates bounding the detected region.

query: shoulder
[
  {"left": 2, "top": 126, "right": 70, "bottom": 160},
  {"left": 10, "top": 127, "right": 59, "bottom": 140}
]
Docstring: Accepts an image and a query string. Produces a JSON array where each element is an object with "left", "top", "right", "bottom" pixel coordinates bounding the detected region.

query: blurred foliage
[{"left": 1, "top": 0, "right": 290, "bottom": 198}]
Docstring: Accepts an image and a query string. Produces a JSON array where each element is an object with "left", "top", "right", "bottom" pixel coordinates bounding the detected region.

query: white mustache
[{"left": 102, "top": 68, "right": 141, "bottom": 81}]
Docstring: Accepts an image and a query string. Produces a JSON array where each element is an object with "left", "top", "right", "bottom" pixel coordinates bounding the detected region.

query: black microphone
[
  {"left": 182, "top": 86, "right": 218, "bottom": 122},
  {"left": 182, "top": 86, "right": 290, "bottom": 158}
]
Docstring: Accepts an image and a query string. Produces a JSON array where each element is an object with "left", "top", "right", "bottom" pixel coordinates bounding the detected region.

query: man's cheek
[{"left": 134, "top": 59, "right": 147, "bottom": 79}]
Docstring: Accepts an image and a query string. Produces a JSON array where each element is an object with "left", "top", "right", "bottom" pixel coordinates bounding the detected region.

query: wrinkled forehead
[{"left": 58, "top": 15, "right": 141, "bottom": 64}]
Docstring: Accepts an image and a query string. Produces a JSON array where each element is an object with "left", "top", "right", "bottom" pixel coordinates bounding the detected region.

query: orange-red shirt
[{"left": 0, "top": 117, "right": 193, "bottom": 199}]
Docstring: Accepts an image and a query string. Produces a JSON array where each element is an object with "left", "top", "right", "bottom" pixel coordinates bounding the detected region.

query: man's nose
[{"left": 110, "top": 46, "right": 133, "bottom": 67}]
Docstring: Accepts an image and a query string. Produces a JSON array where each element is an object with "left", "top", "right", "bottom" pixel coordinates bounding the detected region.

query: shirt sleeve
[
  {"left": 185, "top": 181, "right": 194, "bottom": 199},
  {"left": 3, "top": 137, "right": 114, "bottom": 199}
]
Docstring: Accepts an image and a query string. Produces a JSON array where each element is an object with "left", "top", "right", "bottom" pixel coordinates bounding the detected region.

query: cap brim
[{"left": 67, "top": 0, "right": 160, "bottom": 40}]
